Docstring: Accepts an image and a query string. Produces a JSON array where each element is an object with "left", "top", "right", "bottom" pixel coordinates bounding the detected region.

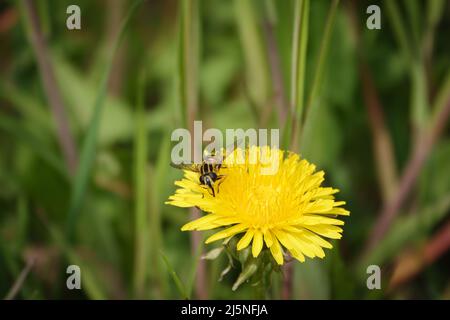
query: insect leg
[{"left": 216, "top": 175, "right": 226, "bottom": 194}]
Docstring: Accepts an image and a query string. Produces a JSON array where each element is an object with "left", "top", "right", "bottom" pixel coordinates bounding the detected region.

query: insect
[{"left": 171, "top": 141, "right": 241, "bottom": 197}]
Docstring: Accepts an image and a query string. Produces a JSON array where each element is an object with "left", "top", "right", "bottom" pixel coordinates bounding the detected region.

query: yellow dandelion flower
[{"left": 166, "top": 146, "right": 350, "bottom": 265}]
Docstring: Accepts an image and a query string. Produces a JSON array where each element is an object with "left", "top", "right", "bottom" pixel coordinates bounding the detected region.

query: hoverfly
[{"left": 170, "top": 140, "right": 242, "bottom": 197}]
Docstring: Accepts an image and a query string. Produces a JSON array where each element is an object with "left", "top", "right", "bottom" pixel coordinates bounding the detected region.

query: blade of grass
[
  {"left": 161, "top": 251, "right": 189, "bottom": 300},
  {"left": 148, "top": 135, "right": 172, "bottom": 297},
  {"left": 423, "top": 0, "right": 445, "bottom": 88},
  {"left": 4, "top": 258, "right": 34, "bottom": 300},
  {"left": 284, "top": 0, "right": 309, "bottom": 151},
  {"left": 234, "top": 0, "right": 270, "bottom": 114},
  {"left": 403, "top": 0, "right": 420, "bottom": 51},
  {"left": 385, "top": 1, "right": 412, "bottom": 62},
  {"left": 133, "top": 68, "right": 149, "bottom": 298},
  {"left": 303, "top": 0, "right": 339, "bottom": 129},
  {"left": 66, "top": 0, "right": 143, "bottom": 242}
]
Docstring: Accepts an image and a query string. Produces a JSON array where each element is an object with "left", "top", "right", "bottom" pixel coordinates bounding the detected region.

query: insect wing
[
  {"left": 170, "top": 162, "right": 201, "bottom": 172},
  {"left": 204, "top": 138, "right": 243, "bottom": 165}
]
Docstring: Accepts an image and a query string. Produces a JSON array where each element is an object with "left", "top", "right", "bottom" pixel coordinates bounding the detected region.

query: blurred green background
[{"left": 0, "top": 0, "right": 450, "bottom": 299}]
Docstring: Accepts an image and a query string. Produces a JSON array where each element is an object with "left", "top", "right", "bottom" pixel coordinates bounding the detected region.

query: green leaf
[
  {"left": 219, "top": 251, "right": 235, "bottom": 282},
  {"left": 52, "top": 55, "right": 134, "bottom": 146},
  {"left": 232, "top": 257, "right": 258, "bottom": 291},
  {"left": 202, "top": 247, "right": 224, "bottom": 260}
]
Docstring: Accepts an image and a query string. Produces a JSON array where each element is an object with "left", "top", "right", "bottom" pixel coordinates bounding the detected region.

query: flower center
[{"left": 242, "top": 183, "right": 286, "bottom": 228}]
